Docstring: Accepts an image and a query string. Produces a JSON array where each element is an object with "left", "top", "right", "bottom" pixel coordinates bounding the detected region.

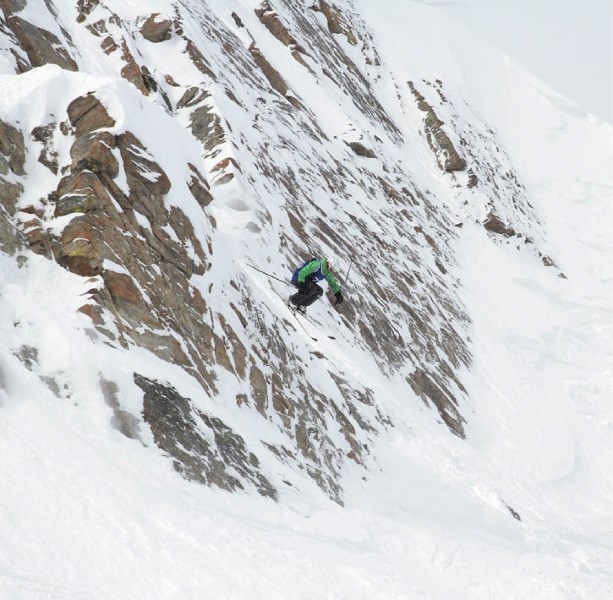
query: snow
[{"left": 1, "top": 0, "right": 612, "bottom": 598}]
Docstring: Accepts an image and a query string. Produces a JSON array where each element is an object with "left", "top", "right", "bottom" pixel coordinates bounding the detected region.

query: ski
[
  {"left": 287, "top": 306, "right": 318, "bottom": 341},
  {"left": 287, "top": 302, "right": 336, "bottom": 341}
]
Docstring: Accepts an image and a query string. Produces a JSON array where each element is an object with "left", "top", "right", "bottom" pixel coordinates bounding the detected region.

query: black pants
[{"left": 290, "top": 280, "right": 323, "bottom": 308}]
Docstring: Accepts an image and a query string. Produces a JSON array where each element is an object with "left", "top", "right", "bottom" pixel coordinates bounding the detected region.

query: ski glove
[{"left": 334, "top": 291, "right": 344, "bottom": 305}]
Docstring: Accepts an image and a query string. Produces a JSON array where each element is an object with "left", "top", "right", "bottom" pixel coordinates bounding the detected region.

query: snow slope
[{"left": 0, "top": 0, "right": 611, "bottom": 598}]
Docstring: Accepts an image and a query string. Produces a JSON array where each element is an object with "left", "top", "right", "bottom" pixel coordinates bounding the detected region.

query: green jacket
[{"left": 292, "top": 257, "right": 341, "bottom": 294}]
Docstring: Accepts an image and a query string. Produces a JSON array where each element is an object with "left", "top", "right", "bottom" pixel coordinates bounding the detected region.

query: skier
[{"left": 289, "top": 257, "right": 343, "bottom": 314}]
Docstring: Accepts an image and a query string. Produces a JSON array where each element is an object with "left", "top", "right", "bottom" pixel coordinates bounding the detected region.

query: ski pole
[
  {"left": 246, "top": 263, "right": 291, "bottom": 285},
  {"left": 343, "top": 258, "right": 354, "bottom": 284}
]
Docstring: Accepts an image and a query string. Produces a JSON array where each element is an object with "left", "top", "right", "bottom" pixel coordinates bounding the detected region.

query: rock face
[
  {"left": 407, "top": 77, "right": 549, "bottom": 265},
  {"left": 256, "top": 2, "right": 299, "bottom": 48},
  {"left": 249, "top": 43, "right": 289, "bottom": 98},
  {"left": 314, "top": 0, "right": 358, "bottom": 45},
  {"left": 0, "top": 119, "right": 25, "bottom": 176},
  {"left": 409, "top": 81, "right": 466, "bottom": 172},
  {"left": 67, "top": 94, "right": 116, "bottom": 137},
  {"left": 0, "top": 0, "right": 556, "bottom": 503},
  {"left": 0, "top": 0, "right": 27, "bottom": 15},
  {"left": 136, "top": 374, "right": 277, "bottom": 498},
  {"left": 0, "top": 119, "right": 25, "bottom": 255},
  {"left": 0, "top": 7, "right": 78, "bottom": 71},
  {"left": 140, "top": 13, "right": 172, "bottom": 43},
  {"left": 32, "top": 124, "right": 59, "bottom": 174},
  {"left": 347, "top": 141, "right": 376, "bottom": 158},
  {"left": 50, "top": 95, "right": 214, "bottom": 389}
]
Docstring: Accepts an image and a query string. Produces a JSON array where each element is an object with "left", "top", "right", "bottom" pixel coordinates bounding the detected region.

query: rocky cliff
[{"left": 0, "top": 0, "right": 558, "bottom": 504}]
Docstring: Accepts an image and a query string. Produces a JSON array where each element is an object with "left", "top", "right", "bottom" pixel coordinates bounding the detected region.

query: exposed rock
[
  {"left": 140, "top": 65, "right": 156, "bottom": 91},
  {"left": 119, "top": 40, "right": 148, "bottom": 95},
  {"left": 467, "top": 169, "right": 478, "bottom": 188},
  {"left": 255, "top": 5, "right": 312, "bottom": 68},
  {"left": 250, "top": 365, "right": 268, "bottom": 416},
  {"left": 86, "top": 19, "right": 109, "bottom": 38},
  {"left": 140, "top": 13, "right": 172, "bottom": 43},
  {"left": 116, "top": 131, "right": 171, "bottom": 223},
  {"left": 541, "top": 254, "right": 555, "bottom": 268},
  {"left": 290, "top": 48, "right": 310, "bottom": 69},
  {"left": 23, "top": 218, "right": 50, "bottom": 256},
  {"left": 0, "top": 200, "right": 23, "bottom": 255},
  {"left": 213, "top": 173, "right": 234, "bottom": 186},
  {"left": 103, "top": 271, "right": 143, "bottom": 319},
  {"left": 76, "top": 0, "right": 99, "bottom": 23},
  {"left": 189, "top": 101, "right": 226, "bottom": 154},
  {"left": 314, "top": 0, "right": 357, "bottom": 45},
  {"left": 0, "top": 176, "right": 23, "bottom": 212},
  {"left": 408, "top": 369, "right": 465, "bottom": 438},
  {"left": 483, "top": 212, "right": 517, "bottom": 237},
  {"left": 185, "top": 39, "right": 216, "bottom": 80},
  {"left": 249, "top": 43, "right": 288, "bottom": 97},
  {"left": 347, "top": 141, "right": 375, "bottom": 158},
  {"left": 283, "top": 3, "right": 396, "bottom": 138},
  {"left": 176, "top": 86, "right": 208, "bottom": 109},
  {"left": 85, "top": 19, "right": 107, "bottom": 36},
  {"left": 6, "top": 46, "right": 30, "bottom": 74},
  {"left": 40, "top": 375, "right": 61, "bottom": 397},
  {"left": 0, "top": 0, "right": 27, "bottom": 16},
  {"left": 377, "top": 177, "right": 403, "bottom": 202},
  {"left": 0, "top": 119, "right": 25, "bottom": 255},
  {"left": 5, "top": 16, "right": 78, "bottom": 70},
  {"left": 32, "top": 123, "right": 58, "bottom": 174},
  {"left": 57, "top": 218, "right": 103, "bottom": 277},
  {"left": 256, "top": 2, "right": 307, "bottom": 59},
  {"left": 100, "top": 35, "right": 118, "bottom": 55},
  {"left": 70, "top": 131, "right": 119, "bottom": 178},
  {"left": 54, "top": 170, "right": 107, "bottom": 217},
  {"left": 136, "top": 374, "right": 277, "bottom": 499},
  {"left": 409, "top": 81, "right": 467, "bottom": 172},
  {"left": 219, "top": 314, "right": 248, "bottom": 378},
  {"left": 425, "top": 111, "right": 467, "bottom": 171},
  {"left": 172, "top": 17, "right": 184, "bottom": 37},
  {"left": 0, "top": 119, "right": 25, "bottom": 176},
  {"left": 67, "top": 94, "right": 116, "bottom": 138},
  {"left": 78, "top": 302, "right": 104, "bottom": 325},
  {"left": 211, "top": 157, "right": 241, "bottom": 174},
  {"left": 50, "top": 102, "right": 215, "bottom": 380},
  {"left": 187, "top": 163, "right": 213, "bottom": 208},
  {"left": 14, "top": 345, "right": 38, "bottom": 370},
  {"left": 100, "top": 378, "right": 140, "bottom": 439}
]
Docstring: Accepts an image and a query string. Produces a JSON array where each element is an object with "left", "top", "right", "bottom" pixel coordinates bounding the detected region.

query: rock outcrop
[
  {"left": 0, "top": 118, "right": 25, "bottom": 176},
  {"left": 0, "top": 119, "right": 25, "bottom": 255},
  {"left": 249, "top": 43, "right": 290, "bottom": 98},
  {"left": 67, "top": 93, "right": 116, "bottom": 137},
  {"left": 0, "top": 2, "right": 78, "bottom": 71},
  {"left": 409, "top": 81, "right": 467, "bottom": 172},
  {"left": 140, "top": 13, "right": 172, "bottom": 43},
  {"left": 314, "top": 0, "right": 358, "bottom": 46},
  {"left": 136, "top": 374, "right": 277, "bottom": 498}
]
